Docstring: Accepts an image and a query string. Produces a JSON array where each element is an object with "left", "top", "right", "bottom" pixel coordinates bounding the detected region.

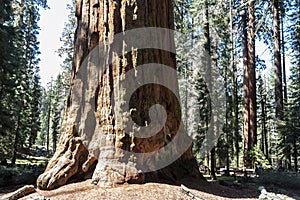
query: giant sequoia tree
[
  {"left": 242, "top": 0, "right": 257, "bottom": 167},
  {"left": 37, "top": 0, "right": 201, "bottom": 190}
]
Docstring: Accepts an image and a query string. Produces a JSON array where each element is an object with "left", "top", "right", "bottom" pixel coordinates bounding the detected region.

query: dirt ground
[
  {"left": 0, "top": 177, "right": 298, "bottom": 200},
  {"left": 0, "top": 178, "right": 257, "bottom": 200}
]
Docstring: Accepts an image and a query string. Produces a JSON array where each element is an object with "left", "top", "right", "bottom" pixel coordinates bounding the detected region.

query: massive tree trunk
[
  {"left": 243, "top": 0, "right": 257, "bottom": 168},
  {"left": 241, "top": 0, "right": 249, "bottom": 167},
  {"left": 37, "top": 0, "right": 200, "bottom": 190}
]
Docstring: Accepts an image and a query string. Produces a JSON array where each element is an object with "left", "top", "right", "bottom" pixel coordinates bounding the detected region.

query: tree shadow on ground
[
  {"left": 159, "top": 177, "right": 260, "bottom": 199},
  {"left": 2, "top": 173, "right": 300, "bottom": 199}
]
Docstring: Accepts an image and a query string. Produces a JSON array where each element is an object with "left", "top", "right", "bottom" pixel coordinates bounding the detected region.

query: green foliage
[
  {"left": 0, "top": 166, "right": 25, "bottom": 177},
  {"left": 174, "top": 0, "right": 212, "bottom": 164},
  {"left": 38, "top": 1, "right": 74, "bottom": 152},
  {"left": 256, "top": 73, "right": 275, "bottom": 162},
  {"left": 0, "top": 0, "right": 298, "bottom": 178},
  {"left": 174, "top": 0, "right": 243, "bottom": 169},
  {"left": 247, "top": 145, "right": 271, "bottom": 169},
  {"left": 56, "top": 0, "right": 75, "bottom": 87},
  {"left": 37, "top": 88, "right": 49, "bottom": 147},
  {"left": 51, "top": 74, "right": 67, "bottom": 151},
  {"left": 0, "top": 1, "right": 17, "bottom": 129},
  {"left": 275, "top": 0, "right": 300, "bottom": 171},
  {"left": 0, "top": 0, "right": 47, "bottom": 162}
]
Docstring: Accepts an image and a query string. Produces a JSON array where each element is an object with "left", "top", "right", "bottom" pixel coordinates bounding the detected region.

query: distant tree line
[
  {"left": 0, "top": 0, "right": 73, "bottom": 164},
  {"left": 174, "top": 0, "right": 300, "bottom": 177},
  {"left": 0, "top": 0, "right": 48, "bottom": 164}
]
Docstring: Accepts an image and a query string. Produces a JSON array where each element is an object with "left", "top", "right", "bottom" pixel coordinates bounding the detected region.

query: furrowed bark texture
[
  {"left": 248, "top": 0, "right": 257, "bottom": 150},
  {"left": 37, "top": 0, "right": 200, "bottom": 190},
  {"left": 242, "top": 0, "right": 257, "bottom": 168},
  {"left": 241, "top": 0, "right": 249, "bottom": 166}
]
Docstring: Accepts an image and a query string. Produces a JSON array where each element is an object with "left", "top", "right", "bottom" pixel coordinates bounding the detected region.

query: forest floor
[
  {"left": 1, "top": 175, "right": 299, "bottom": 200},
  {"left": 0, "top": 151, "right": 299, "bottom": 200}
]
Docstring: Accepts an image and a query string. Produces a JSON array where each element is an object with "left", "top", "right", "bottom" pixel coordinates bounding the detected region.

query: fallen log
[{"left": 1, "top": 185, "right": 35, "bottom": 200}]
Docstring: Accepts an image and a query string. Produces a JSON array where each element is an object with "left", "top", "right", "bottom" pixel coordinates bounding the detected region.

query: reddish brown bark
[
  {"left": 37, "top": 0, "right": 201, "bottom": 190},
  {"left": 242, "top": 0, "right": 257, "bottom": 168},
  {"left": 248, "top": 0, "right": 257, "bottom": 150},
  {"left": 242, "top": 0, "right": 249, "bottom": 166}
]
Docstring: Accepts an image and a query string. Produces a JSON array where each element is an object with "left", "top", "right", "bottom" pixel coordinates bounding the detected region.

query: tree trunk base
[
  {"left": 37, "top": 137, "right": 92, "bottom": 190},
  {"left": 37, "top": 135, "right": 202, "bottom": 189}
]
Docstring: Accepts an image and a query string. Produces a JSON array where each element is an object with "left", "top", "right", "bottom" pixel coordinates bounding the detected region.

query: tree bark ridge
[{"left": 37, "top": 0, "right": 201, "bottom": 190}]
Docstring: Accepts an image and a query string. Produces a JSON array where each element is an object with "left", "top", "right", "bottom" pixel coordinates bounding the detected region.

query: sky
[
  {"left": 38, "top": 0, "right": 70, "bottom": 87},
  {"left": 256, "top": 40, "right": 291, "bottom": 80}
]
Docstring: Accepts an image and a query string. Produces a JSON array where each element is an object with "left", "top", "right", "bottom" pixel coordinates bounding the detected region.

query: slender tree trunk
[
  {"left": 11, "top": 0, "right": 25, "bottom": 166},
  {"left": 211, "top": 30, "right": 220, "bottom": 178},
  {"left": 210, "top": 146, "right": 216, "bottom": 179},
  {"left": 203, "top": 0, "right": 216, "bottom": 180},
  {"left": 261, "top": 99, "right": 265, "bottom": 153},
  {"left": 37, "top": 0, "right": 201, "bottom": 190},
  {"left": 46, "top": 81, "right": 52, "bottom": 152},
  {"left": 12, "top": 100, "right": 24, "bottom": 165},
  {"left": 293, "top": 131, "right": 298, "bottom": 172},
  {"left": 234, "top": 85, "right": 239, "bottom": 168},
  {"left": 234, "top": 84, "right": 239, "bottom": 168},
  {"left": 225, "top": 54, "right": 229, "bottom": 175},
  {"left": 261, "top": 93, "right": 268, "bottom": 159},
  {"left": 260, "top": 91, "right": 267, "bottom": 157},
  {"left": 280, "top": 8, "right": 287, "bottom": 105},
  {"left": 230, "top": 0, "right": 239, "bottom": 168},
  {"left": 273, "top": 0, "right": 283, "bottom": 119},
  {"left": 248, "top": 0, "right": 257, "bottom": 151},
  {"left": 263, "top": 87, "right": 269, "bottom": 159},
  {"left": 206, "top": 154, "right": 210, "bottom": 174}
]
